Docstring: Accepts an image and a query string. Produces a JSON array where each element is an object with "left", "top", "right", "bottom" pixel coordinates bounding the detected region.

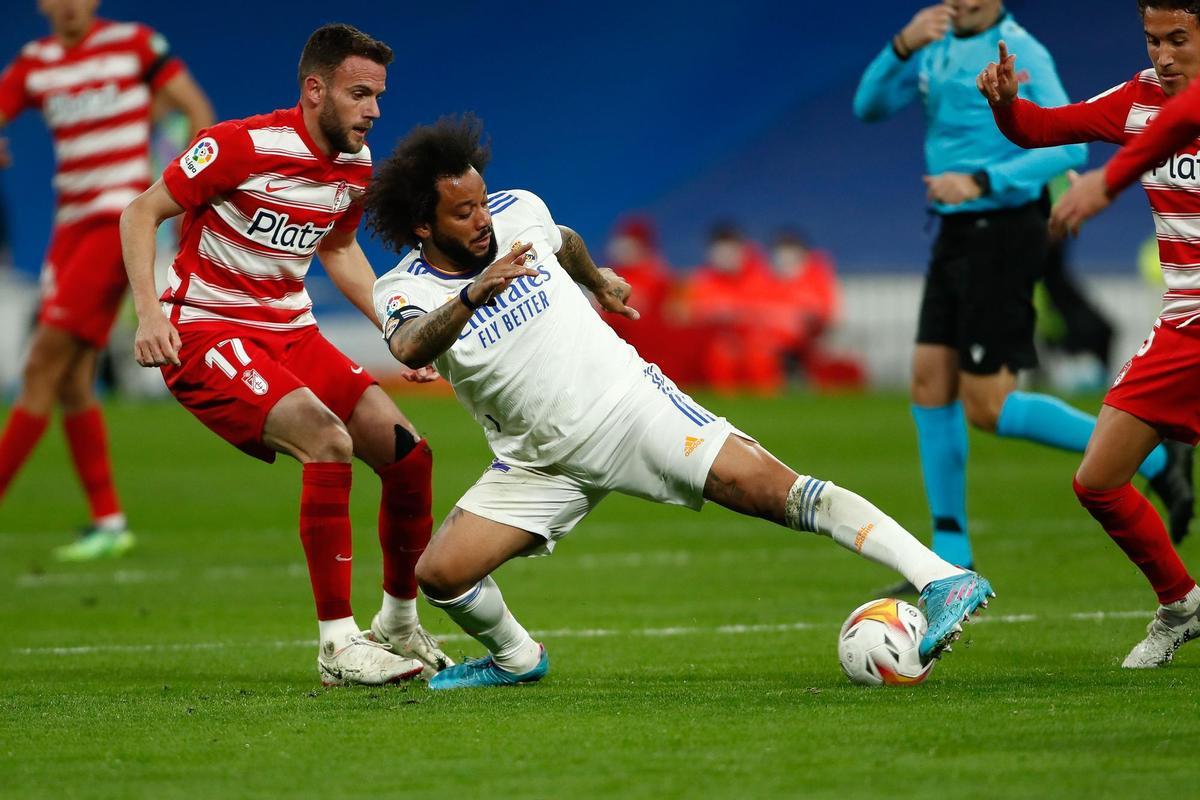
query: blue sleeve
[
  {"left": 853, "top": 43, "right": 920, "bottom": 122},
  {"left": 985, "top": 38, "right": 1087, "bottom": 194}
]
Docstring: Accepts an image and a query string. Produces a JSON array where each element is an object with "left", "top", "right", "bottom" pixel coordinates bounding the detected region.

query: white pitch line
[
  {"left": 15, "top": 563, "right": 311, "bottom": 588},
  {"left": 10, "top": 610, "right": 1152, "bottom": 657}
]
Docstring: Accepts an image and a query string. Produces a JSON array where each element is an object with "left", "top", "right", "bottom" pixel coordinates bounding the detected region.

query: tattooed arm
[
  {"left": 556, "top": 226, "right": 639, "bottom": 320},
  {"left": 387, "top": 243, "right": 536, "bottom": 367}
]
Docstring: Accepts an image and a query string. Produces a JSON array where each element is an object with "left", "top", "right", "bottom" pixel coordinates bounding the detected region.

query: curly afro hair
[{"left": 363, "top": 113, "right": 492, "bottom": 253}]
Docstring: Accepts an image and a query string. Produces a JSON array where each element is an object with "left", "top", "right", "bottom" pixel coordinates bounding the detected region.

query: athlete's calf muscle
[{"left": 703, "top": 436, "right": 797, "bottom": 524}]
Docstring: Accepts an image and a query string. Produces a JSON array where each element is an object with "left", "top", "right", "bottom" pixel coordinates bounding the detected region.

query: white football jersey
[{"left": 373, "top": 189, "right": 644, "bottom": 467}]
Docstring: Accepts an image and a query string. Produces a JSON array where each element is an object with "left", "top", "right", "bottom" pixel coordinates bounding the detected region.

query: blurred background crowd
[{"left": 0, "top": 1, "right": 1172, "bottom": 397}]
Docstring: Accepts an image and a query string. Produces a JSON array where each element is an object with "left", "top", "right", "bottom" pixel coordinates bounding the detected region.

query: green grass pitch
[{"left": 1, "top": 392, "right": 1197, "bottom": 799}]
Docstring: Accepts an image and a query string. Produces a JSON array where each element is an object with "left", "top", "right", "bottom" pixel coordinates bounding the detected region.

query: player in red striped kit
[
  {"left": 0, "top": 0, "right": 212, "bottom": 560},
  {"left": 978, "top": 0, "right": 1200, "bottom": 667},
  {"left": 119, "top": 23, "right": 452, "bottom": 685}
]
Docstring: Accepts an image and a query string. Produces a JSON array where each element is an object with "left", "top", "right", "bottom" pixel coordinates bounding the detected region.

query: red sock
[
  {"left": 63, "top": 407, "right": 121, "bottom": 520},
  {"left": 376, "top": 440, "right": 434, "bottom": 599},
  {"left": 1074, "top": 478, "right": 1197, "bottom": 604},
  {"left": 0, "top": 408, "right": 49, "bottom": 501},
  {"left": 300, "top": 462, "right": 354, "bottom": 620}
]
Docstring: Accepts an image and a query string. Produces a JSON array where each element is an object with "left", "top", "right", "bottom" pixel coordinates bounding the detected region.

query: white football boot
[
  {"left": 367, "top": 614, "right": 454, "bottom": 679},
  {"left": 1122, "top": 590, "right": 1200, "bottom": 668},
  {"left": 317, "top": 634, "right": 424, "bottom": 686}
]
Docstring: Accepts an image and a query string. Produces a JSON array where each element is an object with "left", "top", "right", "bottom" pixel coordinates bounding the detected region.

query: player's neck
[
  {"left": 418, "top": 242, "right": 472, "bottom": 275},
  {"left": 53, "top": 19, "right": 96, "bottom": 48},
  {"left": 299, "top": 106, "right": 337, "bottom": 158}
]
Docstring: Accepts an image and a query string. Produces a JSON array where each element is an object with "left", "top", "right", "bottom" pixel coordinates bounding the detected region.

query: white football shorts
[{"left": 455, "top": 363, "right": 749, "bottom": 554}]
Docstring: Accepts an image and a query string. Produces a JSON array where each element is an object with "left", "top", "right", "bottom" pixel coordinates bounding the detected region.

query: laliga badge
[{"left": 181, "top": 136, "right": 218, "bottom": 178}]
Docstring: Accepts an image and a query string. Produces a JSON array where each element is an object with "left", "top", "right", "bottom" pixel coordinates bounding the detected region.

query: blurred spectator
[
  {"left": 683, "top": 224, "right": 782, "bottom": 394},
  {"left": 605, "top": 216, "right": 672, "bottom": 358},
  {"left": 765, "top": 231, "right": 840, "bottom": 376}
]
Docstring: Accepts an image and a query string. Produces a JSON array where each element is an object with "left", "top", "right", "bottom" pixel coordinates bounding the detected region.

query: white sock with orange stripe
[{"left": 786, "top": 475, "right": 960, "bottom": 591}]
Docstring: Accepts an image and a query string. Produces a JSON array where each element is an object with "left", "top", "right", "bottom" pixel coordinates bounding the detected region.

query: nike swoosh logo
[
  {"left": 335, "top": 554, "right": 352, "bottom": 562},
  {"left": 350, "top": 366, "right": 364, "bottom": 374},
  {"left": 265, "top": 181, "right": 290, "bottom": 193}
]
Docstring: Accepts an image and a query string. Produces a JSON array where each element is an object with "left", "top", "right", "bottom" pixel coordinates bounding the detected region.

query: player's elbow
[
  {"left": 852, "top": 87, "right": 885, "bottom": 122},
  {"left": 120, "top": 192, "right": 152, "bottom": 234},
  {"left": 389, "top": 335, "right": 431, "bottom": 369},
  {"left": 852, "top": 97, "right": 878, "bottom": 123}
]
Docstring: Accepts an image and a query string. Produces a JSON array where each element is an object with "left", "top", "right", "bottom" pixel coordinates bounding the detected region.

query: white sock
[
  {"left": 378, "top": 591, "right": 417, "bottom": 636},
  {"left": 785, "top": 475, "right": 960, "bottom": 590},
  {"left": 318, "top": 616, "right": 360, "bottom": 651},
  {"left": 427, "top": 575, "right": 541, "bottom": 673},
  {"left": 1165, "top": 584, "right": 1200, "bottom": 615},
  {"left": 94, "top": 513, "right": 126, "bottom": 532}
]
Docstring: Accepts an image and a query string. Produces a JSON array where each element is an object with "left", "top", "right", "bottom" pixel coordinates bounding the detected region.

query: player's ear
[
  {"left": 414, "top": 221, "right": 432, "bottom": 240},
  {"left": 301, "top": 74, "right": 326, "bottom": 106}
]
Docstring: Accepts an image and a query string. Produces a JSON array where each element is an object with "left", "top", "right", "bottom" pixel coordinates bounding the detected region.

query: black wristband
[
  {"left": 459, "top": 282, "right": 482, "bottom": 311},
  {"left": 891, "top": 33, "right": 912, "bottom": 61},
  {"left": 971, "top": 170, "right": 992, "bottom": 196}
]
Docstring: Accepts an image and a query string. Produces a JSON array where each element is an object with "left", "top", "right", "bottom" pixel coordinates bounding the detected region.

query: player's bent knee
[
  {"left": 313, "top": 423, "right": 354, "bottom": 463},
  {"left": 415, "top": 553, "right": 465, "bottom": 600},
  {"left": 963, "top": 400, "right": 1001, "bottom": 432},
  {"left": 1073, "top": 475, "right": 1126, "bottom": 512}
]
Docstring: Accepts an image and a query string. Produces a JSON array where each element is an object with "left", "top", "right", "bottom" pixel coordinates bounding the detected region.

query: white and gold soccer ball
[{"left": 837, "top": 598, "right": 933, "bottom": 686}]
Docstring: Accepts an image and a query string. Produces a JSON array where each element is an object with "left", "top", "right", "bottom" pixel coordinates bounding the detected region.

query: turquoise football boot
[
  {"left": 428, "top": 645, "right": 548, "bottom": 690},
  {"left": 918, "top": 571, "right": 994, "bottom": 663}
]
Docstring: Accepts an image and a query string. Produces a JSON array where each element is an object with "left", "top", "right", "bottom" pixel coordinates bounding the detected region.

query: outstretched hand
[
  {"left": 1049, "top": 169, "right": 1111, "bottom": 239},
  {"left": 593, "top": 267, "right": 640, "bottom": 320},
  {"left": 465, "top": 241, "right": 539, "bottom": 307},
  {"left": 977, "top": 40, "right": 1020, "bottom": 105}
]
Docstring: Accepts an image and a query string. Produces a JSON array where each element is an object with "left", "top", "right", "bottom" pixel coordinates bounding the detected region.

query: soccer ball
[{"left": 837, "top": 598, "right": 933, "bottom": 686}]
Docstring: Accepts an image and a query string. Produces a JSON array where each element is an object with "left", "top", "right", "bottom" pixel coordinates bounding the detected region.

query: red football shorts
[
  {"left": 37, "top": 217, "right": 128, "bottom": 347},
  {"left": 161, "top": 323, "right": 377, "bottom": 462},
  {"left": 1106, "top": 318, "right": 1200, "bottom": 445}
]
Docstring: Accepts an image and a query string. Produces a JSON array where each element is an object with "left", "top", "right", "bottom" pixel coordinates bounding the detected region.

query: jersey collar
[
  {"left": 414, "top": 248, "right": 486, "bottom": 280},
  {"left": 290, "top": 103, "right": 337, "bottom": 166}
]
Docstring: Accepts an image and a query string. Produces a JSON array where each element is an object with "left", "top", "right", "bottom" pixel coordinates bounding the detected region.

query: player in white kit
[{"left": 367, "top": 116, "right": 995, "bottom": 689}]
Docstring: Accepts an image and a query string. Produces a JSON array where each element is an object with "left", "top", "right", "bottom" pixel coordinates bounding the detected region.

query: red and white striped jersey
[
  {"left": 160, "top": 105, "right": 371, "bottom": 331},
  {"left": 994, "top": 69, "right": 1200, "bottom": 325},
  {"left": 0, "top": 18, "right": 183, "bottom": 227}
]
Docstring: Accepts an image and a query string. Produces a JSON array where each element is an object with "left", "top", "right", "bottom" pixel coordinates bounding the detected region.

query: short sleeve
[
  {"left": 136, "top": 25, "right": 183, "bottom": 91},
  {"left": 373, "top": 269, "right": 446, "bottom": 341},
  {"left": 0, "top": 56, "right": 31, "bottom": 121},
  {"left": 334, "top": 200, "right": 364, "bottom": 233},
  {"left": 509, "top": 189, "right": 563, "bottom": 252},
  {"left": 334, "top": 151, "right": 372, "bottom": 232},
  {"left": 161, "top": 122, "right": 254, "bottom": 210}
]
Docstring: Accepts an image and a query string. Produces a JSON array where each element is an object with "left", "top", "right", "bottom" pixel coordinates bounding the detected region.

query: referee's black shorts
[{"left": 915, "top": 201, "right": 1048, "bottom": 375}]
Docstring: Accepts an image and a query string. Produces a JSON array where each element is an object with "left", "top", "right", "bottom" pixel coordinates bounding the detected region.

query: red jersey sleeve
[
  {"left": 993, "top": 77, "right": 1137, "bottom": 149},
  {"left": 334, "top": 200, "right": 365, "bottom": 233},
  {"left": 0, "top": 55, "right": 31, "bottom": 122},
  {"left": 1106, "top": 79, "right": 1200, "bottom": 193},
  {"left": 162, "top": 122, "right": 255, "bottom": 209},
  {"left": 332, "top": 159, "right": 372, "bottom": 232},
  {"left": 134, "top": 24, "right": 183, "bottom": 92}
]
